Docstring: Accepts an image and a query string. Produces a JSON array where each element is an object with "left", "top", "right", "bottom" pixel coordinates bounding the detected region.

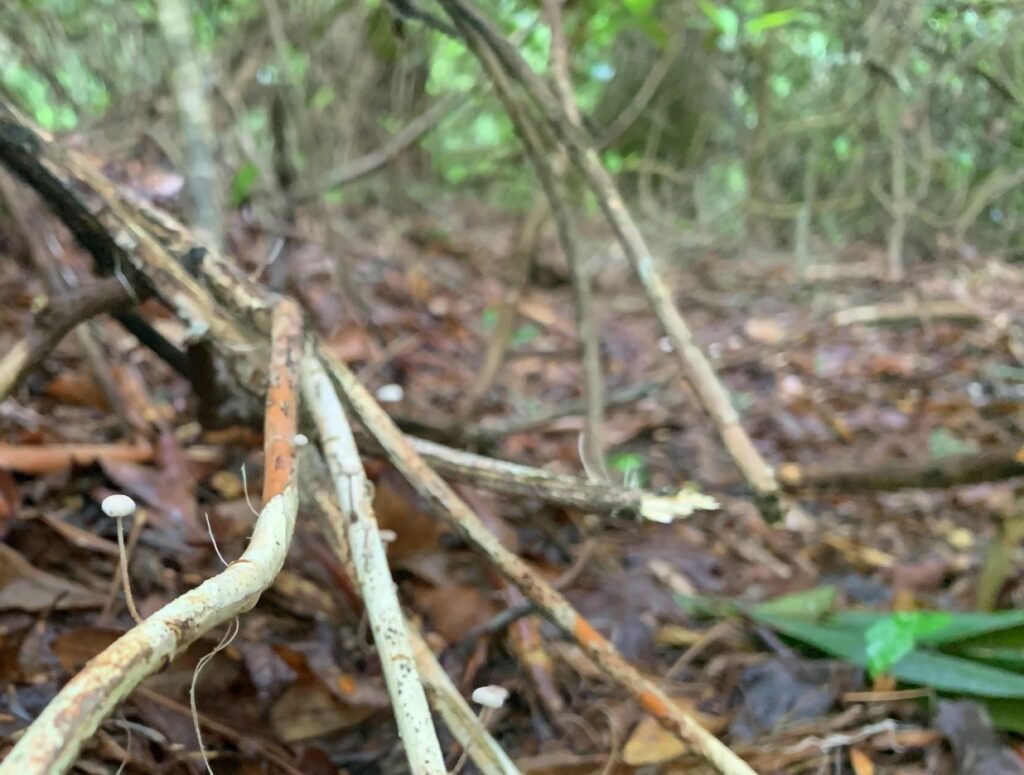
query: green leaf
[
  {"left": 509, "top": 323, "right": 539, "bottom": 348},
  {"left": 746, "top": 9, "right": 801, "bottom": 35},
  {"left": 229, "top": 162, "right": 260, "bottom": 206},
  {"left": 928, "top": 427, "right": 978, "bottom": 459},
  {"left": 753, "top": 586, "right": 837, "bottom": 619},
  {"left": 674, "top": 594, "right": 743, "bottom": 619},
  {"left": 754, "top": 615, "right": 1024, "bottom": 697},
  {"left": 866, "top": 618, "right": 917, "bottom": 677},
  {"left": 865, "top": 612, "right": 951, "bottom": 677},
  {"left": 984, "top": 698, "right": 1024, "bottom": 733},
  {"left": 623, "top": 0, "right": 657, "bottom": 17},
  {"left": 481, "top": 307, "right": 499, "bottom": 332},
  {"left": 609, "top": 451, "right": 647, "bottom": 488},
  {"left": 697, "top": 0, "right": 738, "bottom": 38},
  {"left": 471, "top": 113, "right": 504, "bottom": 146},
  {"left": 890, "top": 650, "right": 1024, "bottom": 698},
  {"left": 311, "top": 86, "right": 335, "bottom": 112},
  {"left": 953, "top": 647, "right": 1024, "bottom": 672}
]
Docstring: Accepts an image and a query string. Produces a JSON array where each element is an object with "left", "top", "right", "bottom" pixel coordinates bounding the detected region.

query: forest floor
[{"left": 2, "top": 175, "right": 1024, "bottom": 774}]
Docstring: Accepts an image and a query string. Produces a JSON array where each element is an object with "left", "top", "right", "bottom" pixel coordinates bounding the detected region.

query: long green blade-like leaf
[
  {"left": 753, "top": 585, "right": 837, "bottom": 619},
  {"left": 758, "top": 616, "right": 1024, "bottom": 698},
  {"left": 834, "top": 609, "right": 1024, "bottom": 645}
]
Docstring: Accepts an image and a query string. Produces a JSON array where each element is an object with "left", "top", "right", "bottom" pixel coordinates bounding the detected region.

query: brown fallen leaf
[
  {"left": 0, "top": 441, "right": 153, "bottom": 474},
  {"left": 0, "top": 543, "right": 104, "bottom": 611},
  {"left": 43, "top": 371, "right": 110, "bottom": 409},
  {"left": 744, "top": 317, "right": 786, "bottom": 345},
  {"left": 623, "top": 697, "right": 728, "bottom": 766},
  {"left": 410, "top": 584, "right": 499, "bottom": 642},
  {"left": 40, "top": 511, "right": 120, "bottom": 557},
  {"left": 270, "top": 680, "right": 376, "bottom": 742},
  {"left": 849, "top": 746, "right": 875, "bottom": 775}
]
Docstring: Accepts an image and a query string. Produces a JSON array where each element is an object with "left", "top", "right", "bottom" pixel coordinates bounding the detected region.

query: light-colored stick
[
  {"left": 300, "top": 352, "right": 446, "bottom": 775},
  {"left": 0, "top": 300, "right": 304, "bottom": 775},
  {"left": 319, "top": 347, "right": 757, "bottom": 775},
  {"left": 407, "top": 622, "right": 521, "bottom": 775},
  {"left": 297, "top": 454, "right": 518, "bottom": 775}
]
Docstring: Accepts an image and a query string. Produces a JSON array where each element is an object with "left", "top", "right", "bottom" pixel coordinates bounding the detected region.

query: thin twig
[
  {"left": 0, "top": 276, "right": 137, "bottom": 400},
  {"left": 390, "top": 433, "right": 718, "bottom": 523}
]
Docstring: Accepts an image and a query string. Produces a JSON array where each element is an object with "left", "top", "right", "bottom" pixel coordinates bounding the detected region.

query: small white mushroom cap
[
  {"left": 101, "top": 494, "right": 137, "bottom": 519},
  {"left": 471, "top": 685, "right": 510, "bottom": 709},
  {"left": 293, "top": 433, "right": 309, "bottom": 447},
  {"left": 375, "top": 384, "right": 404, "bottom": 403}
]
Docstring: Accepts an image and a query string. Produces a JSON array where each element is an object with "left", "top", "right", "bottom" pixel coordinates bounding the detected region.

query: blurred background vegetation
[{"left": 2, "top": 0, "right": 1022, "bottom": 272}]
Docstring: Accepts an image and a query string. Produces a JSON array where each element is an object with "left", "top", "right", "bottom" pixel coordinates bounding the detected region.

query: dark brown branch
[
  {"left": 779, "top": 446, "right": 1024, "bottom": 492},
  {"left": 0, "top": 277, "right": 137, "bottom": 398}
]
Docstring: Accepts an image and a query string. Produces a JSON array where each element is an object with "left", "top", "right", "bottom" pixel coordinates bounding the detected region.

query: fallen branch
[
  {"left": 0, "top": 440, "right": 154, "bottom": 474},
  {"left": 301, "top": 353, "right": 446, "bottom": 774},
  {"left": 0, "top": 276, "right": 137, "bottom": 399},
  {"left": 779, "top": 444, "right": 1024, "bottom": 492},
  {"left": 398, "top": 433, "right": 718, "bottom": 522},
  {"left": 0, "top": 299, "right": 303, "bottom": 775},
  {"left": 832, "top": 299, "right": 981, "bottom": 327}
]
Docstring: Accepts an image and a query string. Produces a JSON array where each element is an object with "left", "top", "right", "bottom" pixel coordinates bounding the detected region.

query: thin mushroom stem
[{"left": 114, "top": 517, "right": 142, "bottom": 625}]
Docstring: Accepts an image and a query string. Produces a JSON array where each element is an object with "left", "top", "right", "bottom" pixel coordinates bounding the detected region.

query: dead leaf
[
  {"left": 849, "top": 747, "right": 875, "bottom": 775},
  {"left": 270, "top": 680, "right": 375, "bottom": 742},
  {"left": 410, "top": 584, "right": 498, "bottom": 642},
  {"left": 371, "top": 466, "right": 442, "bottom": 560},
  {"left": 51, "top": 627, "right": 123, "bottom": 672},
  {"left": 40, "top": 512, "right": 120, "bottom": 556},
  {"left": 325, "top": 324, "right": 372, "bottom": 363},
  {"left": 43, "top": 371, "right": 109, "bottom": 409},
  {"left": 0, "top": 543, "right": 104, "bottom": 611},
  {"left": 101, "top": 430, "right": 200, "bottom": 544},
  {"left": 623, "top": 697, "right": 727, "bottom": 766},
  {"left": 744, "top": 317, "right": 786, "bottom": 345}
]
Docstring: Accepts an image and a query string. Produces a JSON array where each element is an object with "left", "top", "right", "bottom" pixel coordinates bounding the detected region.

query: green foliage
[
  {"left": 1, "top": 60, "right": 77, "bottom": 130},
  {"left": 866, "top": 612, "right": 953, "bottom": 677},
  {"left": 675, "top": 586, "right": 1024, "bottom": 726},
  {"left": 929, "top": 428, "right": 980, "bottom": 459},
  {"left": 228, "top": 162, "right": 261, "bottom": 206},
  {"left": 509, "top": 322, "right": 540, "bottom": 347},
  {"left": 609, "top": 451, "right": 647, "bottom": 488}
]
